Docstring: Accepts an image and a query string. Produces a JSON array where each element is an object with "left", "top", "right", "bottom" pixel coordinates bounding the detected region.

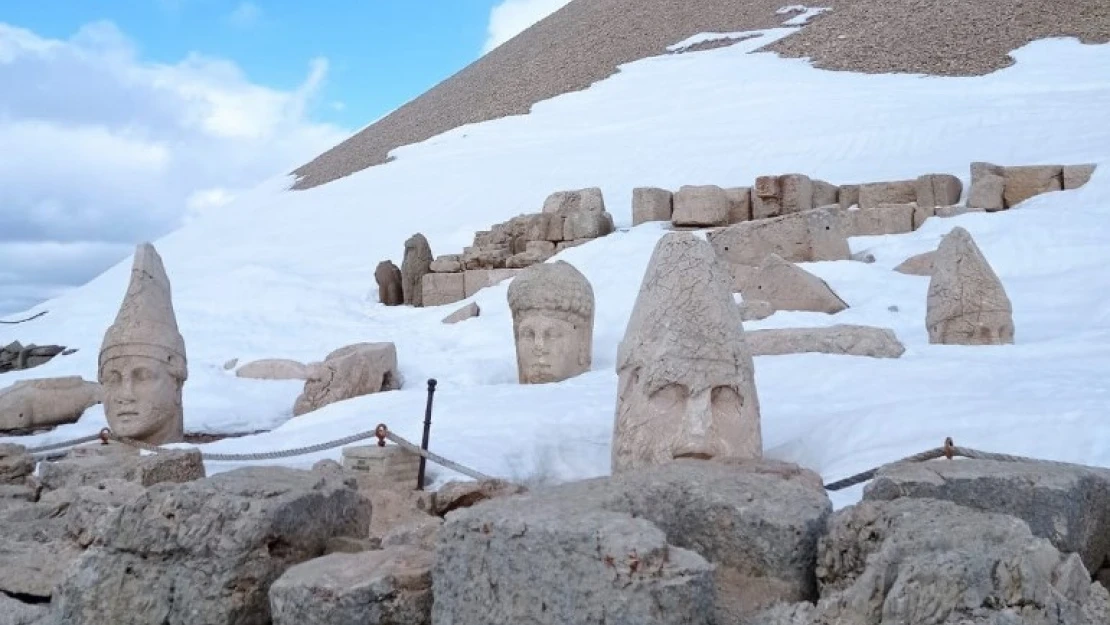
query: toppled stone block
[
  {"left": 510, "top": 213, "right": 564, "bottom": 243},
  {"left": 673, "top": 185, "right": 730, "bottom": 227},
  {"left": 632, "top": 187, "right": 673, "bottom": 225},
  {"left": 753, "top": 174, "right": 813, "bottom": 219},
  {"left": 968, "top": 161, "right": 1005, "bottom": 210},
  {"left": 441, "top": 302, "right": 479, "bottom": 324},
  {"left": 463, "top": 268, "right": 520, "bottom": 297},
  {"left": 1064, "top": 163, "right": 1097, "bottom": 190},
  {"left": 422, "top": 271, "right": 466, "bottom": 306},
  {"left": 857, "top": 179, "right": 916, "bottom": 208},
  {"left": 864, "top": 458, "right": 1110, "bottom": 575},
  {"left": 1003, "top": 164, "right": 1063, "bottom": 207},
  {"left": 432, "top": 489, "right": 716, "bottom": 625},
  {"left": 542, "top": 187, "right": 605, "bottom": 215},
  {"left": 51, "top": 467, "right": 373, "bottom": 625},
  {"left": 270, "top": 547, "right": 434, "bottom": 625},
  {"left": 840, "top": 204, "right": 915, "bottom": 236},
  {"left": 294, "top": 342, "right": 401, "bottom": 416},
  {"left": 707, "top": 208, "right": 851, "bottom": 267},
  {"left": 742, "top": 254, "right": 847, "bottom": 314},
  {"left": 235, "top": 358, "right": 311, "bottom": 380},
  {"left": 915, "top": 173, "right": 963, "bottom": 207},
  {"left": 461, "top": 245, "right": 510, "bottom": 270},
  {"left": 744, "top": 325, "right": 906, "bottom": 358},
  {"left": 429, "top": 254, "right": 462, "bottom": 273},
  {"left": 38, "top": 448, "right": 205, "bottom": 491},
  {"left": 812, "top": 179, "right": 838, "bottom": 207},
  {"left": 893, "top": 250, "right": 936, "bottom": 276},
  {"left": 563, "top": 209, "right": 615, "bottom": 240},
  {"left": 725, "top": 186, "right": 752, "bottom": 223}
]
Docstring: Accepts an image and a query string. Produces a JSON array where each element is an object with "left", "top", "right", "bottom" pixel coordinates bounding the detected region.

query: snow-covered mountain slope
[{"left": 3, "top": 28, "right": 1109, "bottom": 509}]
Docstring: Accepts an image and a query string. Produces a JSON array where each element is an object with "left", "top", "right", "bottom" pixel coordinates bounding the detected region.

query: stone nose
[{"left": 671, "top": 389, "right": 715, "bottom": 460}]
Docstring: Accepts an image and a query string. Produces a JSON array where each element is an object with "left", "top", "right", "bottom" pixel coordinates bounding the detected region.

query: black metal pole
[{"left": 416, "top": 378, "right": 437, "bottom": 490}]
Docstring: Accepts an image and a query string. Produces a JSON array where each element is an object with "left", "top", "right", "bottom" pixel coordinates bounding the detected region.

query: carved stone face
[
  {"left": 514, "top": 313, "right": 588, "bottom": 384},
  {"left": 101, "top": 354, "right": 183, "bottom": 444},
  {"left": 611, "top": 366, "right": 761, "bottom": 473}
]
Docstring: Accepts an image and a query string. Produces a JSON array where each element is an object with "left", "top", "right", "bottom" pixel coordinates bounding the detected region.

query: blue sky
[
  {"left": 1, "top": 1, "right": 503, "bottom": 130},
  {"left": 0, "top": 0, "right": 572, "bottom": 316}
]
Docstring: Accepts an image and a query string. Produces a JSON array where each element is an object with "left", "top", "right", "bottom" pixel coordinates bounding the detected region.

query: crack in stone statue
[
  {"left": 612, "top": 232, "right": 762, "bottom": 473},
  {"left": 98, "top": 243, "right": 187, "bottom": 445},
  {"left": 506, "top": 261, "right": 595, "bottom": 385}
]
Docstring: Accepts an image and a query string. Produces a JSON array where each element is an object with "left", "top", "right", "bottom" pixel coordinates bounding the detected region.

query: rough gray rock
[
  {"left": 757, "top": 498, "right": 1110, "bottom": 624},
  {"left": 375, "top": 260, "right": 404, "bottom": 306},
  {"left": 434, "top": 478, "right": 527, "bottom": 516},
  {"left": 50, "top": 467, "right": 373, "bottom": 625},
  {"left": 0, "top": 444, "right": 33, "bottom": 485},
  {"left": 381, "top": 515, "right": 444, "bottom": 551},
  {"left": 864, "top": 458, "right": 1110, "bottom": 576},
  {"left": 0, "top": 593, "right": 47, "bottom": 625},
  {"left": 745, "top": 325, "right": 906, "bottom": 358},
  {"left": 401, "top": 233, "right": 434, "bottom": 307},
  {"left": 38, "top": 448, "right": 204, "bottom": 491},
  {"left": 269, "top": 547, "right": 434, "bottom": 625},
  {"left": 432, "top": 490, "right": 715, "bottom": 625}
]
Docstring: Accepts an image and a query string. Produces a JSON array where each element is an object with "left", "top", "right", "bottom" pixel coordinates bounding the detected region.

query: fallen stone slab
[
  {"left": 269, "top": 547, "right": 434, "bottom": 625},
  {"left": 742, "top": 254, "right": 847, "bottom": 314},
  {"left": 38, "top": 447, "right": 205, "bottom": 491},
  {"left": 864, "top": 458, "right": 1110, "bottom": 576},
  {"left": 893, "top": 250, "right": 936, "bottom": 276},
  {"left": 745, "top": 325, "right": 906, "bottom": 358},
  {"left": 707, "top": 207, "right": 850, "bottom": 267},
  {"left": 235, "top": 358, "right": 311, "bottom": 380}
]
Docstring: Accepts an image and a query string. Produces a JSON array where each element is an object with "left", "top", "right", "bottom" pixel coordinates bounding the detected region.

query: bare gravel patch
[{"left": 290, "top": 0, "right": 1109, "bottom": 191}]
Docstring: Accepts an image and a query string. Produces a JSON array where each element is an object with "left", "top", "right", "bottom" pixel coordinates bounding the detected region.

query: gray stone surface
[
  {"left": 707, "top": 208, "right": 850, "bottom": 267},
  {"left": 0, "top": 443, "right": 33, "bottom": 485},
  {"left": 432, "top": 490, "right": 715, "bottom": 625},
  {"left": 864, "top": 458, "right": 1110, "bottom": 575},
  {"left": 50, "top": 467, "right": 372, "bottom": 625},
  {"left": 402, "top": 233, "right": 434, "bottom": 307},
  {"left": 745, "top": 325, "right": 906, "bottom": 358},
  {"left": 38, "top": 448, "right": 205, "bottom": 491},
  {"left": 375, "top": 260, "right": 404, "bottom": 306},
  {"left": 0, "top": 593, "right": 47, "bottom": 625},
  {"left": 269, "top": 547, "right": 434, "bottom": 625},
  {"left": 631, "top": 187, "right": 674, "bottom": 225}
]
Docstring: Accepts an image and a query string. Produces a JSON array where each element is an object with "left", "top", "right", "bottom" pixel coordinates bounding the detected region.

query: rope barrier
[{"left": 0, "top": 310, "right": 47, "bottom": 324}]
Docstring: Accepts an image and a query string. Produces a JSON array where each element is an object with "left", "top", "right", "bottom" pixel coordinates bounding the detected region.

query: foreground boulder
[
  {"left": 50, "top": 467, "right": 373, "bottom": 625},
  {"left": 432, "top": 489, "right": 715, "bottom": 625},
  {"left": 745, "top": 325, "right": 906, "bottom": 358},
  {"left": 865, "top": 458, "right": 1110, "bottom": 576},
  {"left": 269, "top": 547, "right": 434, "bottom": 625},
  {"left": 433, "top": 459, "right": 831, "bottom": 624},
  {"left": 926, "top": 227, "right": 1014, "bottom": 345},
  {"left": 758, "top": 498, "right": 1110, "bottom": 624}
]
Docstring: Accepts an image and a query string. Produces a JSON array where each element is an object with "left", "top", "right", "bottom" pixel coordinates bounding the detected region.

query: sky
[{"left": 0, "top": 0, "right": 572, "bottom": 317}]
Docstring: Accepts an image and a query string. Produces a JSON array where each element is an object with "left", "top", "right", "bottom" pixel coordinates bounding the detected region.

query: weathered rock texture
[
  {"left": 916, "top": 172, "right": 963, "bottom": 207},
  {"left": 401, "top": 233, "right": 433, "bottom": 307},
  {"left": 374, "top": 260, "right": 404, "bottom": 306},
  {"left": 613, "top": 232, "right": 761, "bottom": 473},
  {"left": 290, "top": 0, "right": 1110, "bottom": 190},
  {"left": 839, "top": 203, "right": 916, "bottom": 236},
  {"left": 293, "top": 342, "right": 401, "bottom": 416},
  {"left": 632, "top": 187, "right": 673, "bottom": 225},
  {"left": 38, "top": 448, "right": 205, "bottom": 491},
  {"left": 0, "top": 376, "right": 101, "bottom": 432},
  {"left": 234, "top": 358, "right": 311, "bottom": 380},
  {"left": 434, "top": 478, "right": 527, "bottom": 516},
  {"left": 752, "top": 174, "right": 813, "bottom": 219},
  {"left": 864, "top": 458, "right": 1110, "bottom": 576},
  {"left": 51, "top": 467, "right": 373, "bottom": 625},
  {"left": 506, "top": 260, "right": 595, "bottom": 385},
  {"left": 0, "top": 341, "right": 68, "bottom": 373},
  {"left": 926, "top": 227, "right": 1014, "bottom": 345},
  {"left": 707, "top": 207, "right": 851, "bottom": 268},
  {"left": 894, "top": 249, "right": 936, "bottom": 275},
  {"left": 98, "top": 242, "right": 187, "bottom": 445},
  {"left": 673, "top": 184, "right": 730, "bottom": 226},
  {"left": 432, "top": 484, "right": 715, "bottom": 625},
  {"left": 742, "top": 254, "right": 848, "bottom": 314},
  {"left": 745, "top": 325, "right": 906, "bottom": 358},
  {"left": 757, "top": 498, "right": 1110, "bottom": 624},
  {"left": 269, "top": 547, "right": 434, "bottom": 625},
  {"left": 857, "top": 179, "right": 916, "bottom": 208}
]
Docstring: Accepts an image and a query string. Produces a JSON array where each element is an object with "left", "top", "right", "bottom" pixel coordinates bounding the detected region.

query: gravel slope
[{"left": 290, "top": 0, "right": 1109, "bottom": 190}]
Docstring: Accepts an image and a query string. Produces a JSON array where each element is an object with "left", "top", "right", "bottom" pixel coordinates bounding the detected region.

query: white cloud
[
  {"left": 0, "top": 20, "right": 349, "bottom": 316},
  {"left": 482, "top": 0, "right": 573, "bottom": 54},
  {"left": 227, "top": 2, "right": 263, "bottom": 28}
]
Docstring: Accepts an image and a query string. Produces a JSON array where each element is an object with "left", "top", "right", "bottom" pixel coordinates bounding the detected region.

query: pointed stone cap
[
  {"left": 99, "top": 243, "right": 187, "bottom": 380},
  {"left": 617, "top": 232, "right": 755, "bottom": 395},
  {"left": 926, "top": 227, "right": 1013, "bottom": 345}
]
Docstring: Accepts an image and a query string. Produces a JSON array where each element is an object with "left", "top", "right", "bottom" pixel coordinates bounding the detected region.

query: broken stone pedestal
[{"left": 342, "top": 444, "right": 421, "bottom": 491}]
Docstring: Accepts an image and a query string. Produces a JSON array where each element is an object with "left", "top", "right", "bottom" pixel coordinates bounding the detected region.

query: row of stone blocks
[{"left": 632, "top": 161, "right": 1098, "bottom": 228}]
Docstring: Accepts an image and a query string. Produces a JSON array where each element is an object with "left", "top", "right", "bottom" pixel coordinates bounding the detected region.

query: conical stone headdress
[{"left": 98, "top": 243, "right": 188, "bottom": 381}]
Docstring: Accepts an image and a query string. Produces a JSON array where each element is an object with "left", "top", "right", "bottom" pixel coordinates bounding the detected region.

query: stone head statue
[
  {"left": 98, "top": 243, "right": 187, "bottom": 445},
  {"left": 612, "top": 232, "right": 762, "bottom": 474},
  {"left": 506, "top": 261, "right": 595, "bottom": 384}
]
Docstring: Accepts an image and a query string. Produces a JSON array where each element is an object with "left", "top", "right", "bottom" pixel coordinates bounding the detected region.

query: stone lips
[{"left": 289, "top": 0, "right": 1109, "bottom": 190}]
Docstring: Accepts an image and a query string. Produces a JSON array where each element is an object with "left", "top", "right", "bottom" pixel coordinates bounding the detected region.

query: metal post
[{"left": 416, "top": 378, "right": 437, "bottom": 490}]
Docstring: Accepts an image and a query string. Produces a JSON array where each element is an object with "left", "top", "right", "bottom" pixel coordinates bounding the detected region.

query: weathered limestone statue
[
  {"left": 506, "top": 261, "right": 594, "bottom": 384},
  {"left": 612, "top": 232, "right": 762, "bottom": 474},
  {"left": 401, "top": 234, "right": 433, "bottom": 307},
  {"left": 98, "top": 243, "right": 187, "bottom": 444},
  {"left": 0, "top": 376, "right": 102, "bottom": 432},
  {"left": 926, "top": 227, "right": 1014, "bottom": 345}
]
